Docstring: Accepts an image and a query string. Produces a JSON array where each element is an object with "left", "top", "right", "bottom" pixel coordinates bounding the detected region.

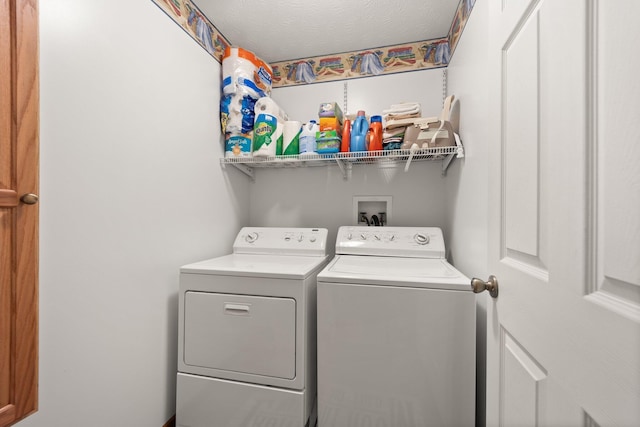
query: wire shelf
[{"left": 220, "top": 144, "right": 463, "bottom": 180}]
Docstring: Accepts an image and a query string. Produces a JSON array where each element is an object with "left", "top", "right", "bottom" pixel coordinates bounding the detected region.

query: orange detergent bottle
[
  {"left": 368, "top": 115, "right": 383, "bottom": 151},
  {"left": 341, "top": 119, "right": 351, "bottom": 152}
]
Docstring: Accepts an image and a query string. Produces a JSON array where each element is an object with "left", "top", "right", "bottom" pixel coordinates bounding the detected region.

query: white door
[{"left": 486, "top": 0, "right": 640, "bottom": 426}]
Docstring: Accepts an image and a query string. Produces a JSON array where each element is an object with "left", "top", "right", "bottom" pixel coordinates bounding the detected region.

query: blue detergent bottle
[{"left": 350, "top": 110, "right": 368, "bottom": 152}]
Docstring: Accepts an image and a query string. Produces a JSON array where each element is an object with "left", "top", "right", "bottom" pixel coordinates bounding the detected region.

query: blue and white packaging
[{"left": 299, "top": 120, "right": 319, "bottom": 155}]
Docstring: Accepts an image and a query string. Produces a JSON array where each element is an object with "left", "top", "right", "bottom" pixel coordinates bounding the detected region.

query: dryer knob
[
  {"left": 414, "top": 233, "right": 430, "bottom": 245},
  {"left": 360, "top": 234, "right": 367, "bottom": 240},
  {"left": 245, "top": 232, "right": 259, "bottom": 243},
  {"left": 347, "top": 233, "right": 353, "bottom": 240}
]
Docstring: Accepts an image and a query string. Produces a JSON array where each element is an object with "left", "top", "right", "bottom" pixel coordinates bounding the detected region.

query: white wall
[
  {"left": 272, "top": 70, "right": 445, "bottom": 122},
  {"left": 253, "top": 70, "right": 451, "bottom": 250},
  {"left": 445, "top": 0, "right": 490, "bottom": 425},
  {"left": 19, "top": 1, "right": 250, "bottom": 426}
]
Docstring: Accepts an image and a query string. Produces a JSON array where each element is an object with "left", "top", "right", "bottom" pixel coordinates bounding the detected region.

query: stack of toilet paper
[{"left": 221, "top": 47, "right": 273, "bottom": 158}]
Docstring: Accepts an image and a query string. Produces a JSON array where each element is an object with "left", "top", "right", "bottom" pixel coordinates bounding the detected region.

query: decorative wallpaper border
[
  {"left": 448, "top": 0, "right": 476, "bottom": 58},
  {"left": 151, "top": 0, "right": 230, "bottom": 61},
  {"left": 270, "top": 37, "right": 450, "bottom": 87},
  {"left": 151, "top": 0, "right": 476, "bottom": 88}
]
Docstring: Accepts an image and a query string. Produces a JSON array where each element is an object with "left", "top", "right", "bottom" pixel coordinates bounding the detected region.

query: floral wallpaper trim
[
  {"left": 151, "top": 0, "right": 230, "bottom": 61},
  {"left": 151, "top": 0, "right": 476, "bottom": 88}
]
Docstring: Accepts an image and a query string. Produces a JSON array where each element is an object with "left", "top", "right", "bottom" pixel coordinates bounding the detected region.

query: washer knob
[
  {"left": 414, "top": 233, "right": 430, "bottom": 245},
  {"left": 245, "top": 232, "right": 259, "bottom": 243},
  {"left": 360, "top": 234, "right": 367, "bottom": 240}
]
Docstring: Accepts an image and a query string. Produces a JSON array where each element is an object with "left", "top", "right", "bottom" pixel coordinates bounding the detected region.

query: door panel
[
  {"left": 502, "top": 4, "right": 546, "bottom": 276},
  {"left": 487, "top": 0, "right": 640, "bottom": 426},
  {"left": 0, "top": 0, "right": 39, "bottom": 426},
  {"left": 1, "top": 0, "right": 12, "bottom": 416},
  {"left": 501, "top": 332, "right": 547, "bottom": 427},
  {"left": 588, "top": 0, "right": 640, "bottom": 314}
]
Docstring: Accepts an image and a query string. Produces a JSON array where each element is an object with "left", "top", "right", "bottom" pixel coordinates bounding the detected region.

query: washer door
[{"left": 184, "top": 291, "right": 296, "bottom": 380}]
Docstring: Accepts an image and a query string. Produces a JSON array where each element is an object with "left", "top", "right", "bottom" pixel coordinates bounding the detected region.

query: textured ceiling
[{"left": 195, "top": 0, "right": 461, "bottom": 63}]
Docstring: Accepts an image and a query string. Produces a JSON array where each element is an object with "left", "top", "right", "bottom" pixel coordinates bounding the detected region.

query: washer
[
  {"left": 177, "top": 227, "right": 329, "bottom": 427},
  {"left": 316, "top": 226, "right": 476, "bottom": 427}
]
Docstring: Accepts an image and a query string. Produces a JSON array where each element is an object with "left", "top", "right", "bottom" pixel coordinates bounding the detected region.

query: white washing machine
[
  {"left": 316, "top": 226, "right": 476, "bottom": 427},
  {"left": 176, "top": 227, "right": 329, "bottom": 427}
]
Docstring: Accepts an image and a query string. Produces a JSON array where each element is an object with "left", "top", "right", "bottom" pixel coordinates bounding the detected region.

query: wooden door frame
[{"left": 0, "top": 0, "right": 39, "bottom": 426}]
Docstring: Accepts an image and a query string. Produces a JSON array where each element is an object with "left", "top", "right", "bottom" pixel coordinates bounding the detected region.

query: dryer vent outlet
[{"left": 353, "top": 196, "right": 392, "bottom": 226}]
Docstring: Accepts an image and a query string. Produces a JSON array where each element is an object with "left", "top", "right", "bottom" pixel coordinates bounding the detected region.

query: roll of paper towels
[
  {"left": 253, "top": 114, "right": 280, "bottom": 157},
  {"left": 252, "top": 97, "right": 288, "bottom": 157},
  {"left": 254, "top": 97, "right": 288, "bottom": 122},
  {"left": 282, "top": 121, "right": 301, "bottom": 156}
]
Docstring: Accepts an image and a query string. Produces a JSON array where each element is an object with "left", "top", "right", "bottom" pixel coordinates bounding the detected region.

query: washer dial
[{"left": 414, "top": 233, "right": 430, "bottom": 245}]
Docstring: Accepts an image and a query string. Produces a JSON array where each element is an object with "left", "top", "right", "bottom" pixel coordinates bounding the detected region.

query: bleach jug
[
  {"left": 350, "top": 110, "right": 368, "bottom": 152},
  {"left": 299, "top": 120, "right": 319, "bottom": 155}
]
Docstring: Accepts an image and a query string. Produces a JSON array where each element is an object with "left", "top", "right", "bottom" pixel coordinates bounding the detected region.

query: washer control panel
[
  {"left": 234, "top": 227, "right": 328, "bottom": 256},
  {"left": 336, "top": 226, "right": 445, "bottom": 258}
]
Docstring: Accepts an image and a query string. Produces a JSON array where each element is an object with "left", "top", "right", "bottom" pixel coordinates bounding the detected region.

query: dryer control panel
[
  {"left": 335, "top": 226, "right": 445, "bottom": 258},
  {"left": 233, "top": 227, "right": 328, "bottom": 256}
]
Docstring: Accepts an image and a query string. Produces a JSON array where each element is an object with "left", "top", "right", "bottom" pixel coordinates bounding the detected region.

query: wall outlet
[{"left": 353, "top": 196, "right": 392, "bottom": 226}]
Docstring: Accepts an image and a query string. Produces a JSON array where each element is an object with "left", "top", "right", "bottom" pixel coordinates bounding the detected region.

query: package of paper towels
[
  {"left": 252, "top": 97, "right": 289, "bottom": 157},
  {"left": 221, "top": 93, "right": 256, "bottom": 158},
  {"left": 221, "top": 47, "right": 273, "bottom": 158},
  {"left": 222, "top": 47, "right": 273, "bottom": 99}
]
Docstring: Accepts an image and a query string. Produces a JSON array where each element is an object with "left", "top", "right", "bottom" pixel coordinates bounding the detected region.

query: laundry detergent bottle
[
  {"left": 350, "top": 110, "right": 368, "bottom": 152},
  {"left": 341, "top": 119, "right": 351, "bottom": 152},
  {"left": 368, "top": 115, "right": 383, "bottom": 151}
]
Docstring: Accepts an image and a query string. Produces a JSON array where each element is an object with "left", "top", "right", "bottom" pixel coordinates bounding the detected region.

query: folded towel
[
  {"left": 383, "top": 127, "right": 406, "bottom": 139},
  {"left": 383, "top": 111, "right": 421, "bottom": 121},
  {"left": 382, "top": 124, "right": 406, "bottom": 151},
  {"left": 385, "top": 116, "right": 439, "bottom": 129},
  {"left": 383, "top": 102, "right": 421, "bottom": 114}
]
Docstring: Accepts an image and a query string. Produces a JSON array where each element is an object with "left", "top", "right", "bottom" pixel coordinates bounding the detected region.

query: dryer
[
  {"left": 316, "top": 226, "right": 475, "bottom": 427},
  {"left": 177, "top": 227, "right": 329, "bottom": 427}
]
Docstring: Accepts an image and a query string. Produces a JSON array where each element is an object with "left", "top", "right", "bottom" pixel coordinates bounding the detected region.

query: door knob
[
  {"left": 470, "top": 275, "right": 499, "bottom": 298},
  {"left": 20, "top": 193, "right": 39, "bottom": 205}
]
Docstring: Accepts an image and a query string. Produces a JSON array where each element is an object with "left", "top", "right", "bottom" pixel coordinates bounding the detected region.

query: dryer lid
[
  {"left": 317, "top": 255, "right": 471, "bottom": 291},
  {"left": 180, "top": 253, "right": 329, "bottom": 279}
]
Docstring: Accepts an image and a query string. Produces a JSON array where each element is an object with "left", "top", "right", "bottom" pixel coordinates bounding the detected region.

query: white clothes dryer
[
  {"left": 316, "top": 226, "right": 476, "bottom": 427},
  {"left": 177, "top": 227, "right": 329, "bottom": 427}
]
